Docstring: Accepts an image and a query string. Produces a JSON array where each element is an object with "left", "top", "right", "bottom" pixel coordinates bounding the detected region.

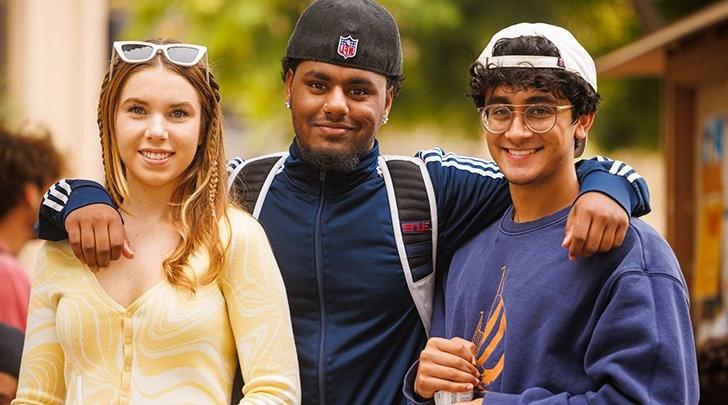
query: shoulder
[
  {"left": 224, "top": 206, "right": 268, "bottom": 247},
  {"left": 415, "top": 148, "right": 502, "bottom": 178},
  {"left": 608, "top": 219, "right": 686, "bottom": 288},
  {"left": 227, "top": 152, "right": 287, "bottom": 179},
  {"left": 37, "top": 240, "right": 76, "bottom": 264},
  {"left": 31, "top": 241, "right": 83, "bottom": 282}
]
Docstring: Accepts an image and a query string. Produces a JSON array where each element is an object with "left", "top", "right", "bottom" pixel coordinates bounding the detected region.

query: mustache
[{"left": 309, "top": 116, "right": 357, "bottom": 129}]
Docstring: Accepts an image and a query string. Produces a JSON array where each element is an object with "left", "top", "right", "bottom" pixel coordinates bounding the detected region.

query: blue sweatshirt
[
  {"left": 38, "top": 142, "right": 651, "bottom": 405},
  {"left": 404, "top": 205, "right": 698, "bottom": 404}
]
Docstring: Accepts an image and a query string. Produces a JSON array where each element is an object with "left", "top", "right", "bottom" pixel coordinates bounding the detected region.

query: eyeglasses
[
  {"left": 109, "top": 41, "right": 209, "bottom": 81},
  {"left": 478, "top": 104, "right": 574, "bottom": 134}
]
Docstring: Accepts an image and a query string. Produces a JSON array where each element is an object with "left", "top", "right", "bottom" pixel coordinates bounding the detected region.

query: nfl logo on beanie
[
  {"left": 337, "top": 36, "right": 359, "bottom": 59},
  {"left": 285, "top": 0, "right": 403, "bottom": 77}
]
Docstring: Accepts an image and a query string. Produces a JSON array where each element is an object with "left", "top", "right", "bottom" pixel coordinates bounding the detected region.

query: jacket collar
[{"left": 283, "top": 139, "right": 381, "bottom": 195}]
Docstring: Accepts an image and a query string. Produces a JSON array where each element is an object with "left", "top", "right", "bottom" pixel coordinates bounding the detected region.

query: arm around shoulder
[{"left": 221, "top": 209, "right": 300, "bottom": 404}]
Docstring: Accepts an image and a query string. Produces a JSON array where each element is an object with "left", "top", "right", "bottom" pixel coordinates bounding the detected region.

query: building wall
[
  {"left": 5, "top": 0, "right": 108, "bottom": 271},
  {"left": 6, "top": 0, "right": 108, "bottom": 180},
  {"left": 665, "top": 25, "right": 728, "bottom": 337}
]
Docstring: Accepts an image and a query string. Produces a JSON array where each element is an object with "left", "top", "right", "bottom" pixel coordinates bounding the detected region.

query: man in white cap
[{"left": 406, "top": 23, "right": 698, "bottom": 404}]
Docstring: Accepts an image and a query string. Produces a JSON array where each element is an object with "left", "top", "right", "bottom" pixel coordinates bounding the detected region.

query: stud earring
[
  {"left": 380, "top": 115, "right": 389, "bottom": 125},
  {"left": 284, "top": 100, "right": 291, "bottom": 109}
]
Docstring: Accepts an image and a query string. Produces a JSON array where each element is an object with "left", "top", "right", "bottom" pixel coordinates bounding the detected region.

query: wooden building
[{"left": 597, "top": 1, "right": 728, "bottom": 336}]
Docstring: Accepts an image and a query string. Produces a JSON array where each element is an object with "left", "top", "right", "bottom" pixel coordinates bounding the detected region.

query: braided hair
[{"left": 97, "top": 38, "right": 230, "bottom": 293}]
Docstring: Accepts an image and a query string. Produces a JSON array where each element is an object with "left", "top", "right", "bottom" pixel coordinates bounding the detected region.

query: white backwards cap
[{"left": 477, "top": 22, "right": 597, "bottom": 91}]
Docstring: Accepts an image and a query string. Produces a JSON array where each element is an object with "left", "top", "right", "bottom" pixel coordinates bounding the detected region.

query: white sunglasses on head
[{"left": 109, "top": 41, "right": 209, "bottom": 81}]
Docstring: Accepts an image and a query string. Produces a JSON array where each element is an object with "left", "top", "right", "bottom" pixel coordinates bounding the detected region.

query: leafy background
[{"left": 110, "top": 0, "right": 717, "bottom": 156}]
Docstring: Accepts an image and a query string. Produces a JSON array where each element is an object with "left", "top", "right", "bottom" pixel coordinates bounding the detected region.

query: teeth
[
  {"left": 140, "top": 151, "right": 172, "bottom": 160},
  {"left": 507, "top": 148, "right": 538, "bottom": 156}
]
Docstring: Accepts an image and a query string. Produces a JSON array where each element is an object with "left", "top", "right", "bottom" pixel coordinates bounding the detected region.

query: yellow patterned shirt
[{"left": 13, "top": 209, "right": 300, "bottom": 404}]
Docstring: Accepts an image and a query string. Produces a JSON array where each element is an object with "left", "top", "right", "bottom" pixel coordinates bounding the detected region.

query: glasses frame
[
  {"left": 478, "top": 104, "right": 575, "bottom": 134},
  {"left": 109, "top": 41, "right": 209, "bottom": 82}
]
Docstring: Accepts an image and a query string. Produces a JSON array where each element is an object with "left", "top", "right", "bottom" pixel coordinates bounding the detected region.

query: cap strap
[{"left": 479, "top": 55, "right": 565, "bottom": 69}]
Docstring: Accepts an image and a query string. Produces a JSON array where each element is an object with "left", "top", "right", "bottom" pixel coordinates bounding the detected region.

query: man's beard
[{"left": 295, "top": 137, "right": 369, "bottom": 173}]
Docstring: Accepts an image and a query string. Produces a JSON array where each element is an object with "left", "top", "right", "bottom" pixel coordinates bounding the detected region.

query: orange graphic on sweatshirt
[{"left": 471, "top": 266, "right": 507, "bottom": 390}]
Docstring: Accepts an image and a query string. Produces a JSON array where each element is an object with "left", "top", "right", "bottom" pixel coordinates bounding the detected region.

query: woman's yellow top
[{"left": 13, "top": 209, "right": 300, "bottom": 404}]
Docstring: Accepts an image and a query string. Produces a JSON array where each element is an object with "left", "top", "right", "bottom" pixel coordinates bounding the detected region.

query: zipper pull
[{"left": 319, "top": 170, "right": 326, "bottom": 182}]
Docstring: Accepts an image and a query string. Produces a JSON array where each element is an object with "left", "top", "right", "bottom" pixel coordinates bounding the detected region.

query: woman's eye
[
  {"left": 171, "top": 109, "right": 188, "bottom": 118},
  {"left": 129, "top": 106, "right": 144, "bottom": 114},
  {"left": 351, "top": 88, "right": 367, "bottom": 96},
  {"left": 310, "top": 82, "right": 325, "bottom": 90}
]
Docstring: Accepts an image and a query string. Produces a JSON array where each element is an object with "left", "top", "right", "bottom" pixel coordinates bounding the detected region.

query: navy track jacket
[{"left": 38, "top": 140, "right": 650, "bottom": 405}]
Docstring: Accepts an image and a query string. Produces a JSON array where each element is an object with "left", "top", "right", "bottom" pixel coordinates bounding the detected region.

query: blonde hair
[{"left": 98, "top": 38, "right": 229, "bottom": 293}]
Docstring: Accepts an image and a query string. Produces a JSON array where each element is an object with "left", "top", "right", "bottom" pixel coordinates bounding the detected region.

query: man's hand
[
  {"left": 65, "top": 204, "right": 133, "bottom": 271},
  {"left": 562, "top": 192, "right": 629, "bottom": 261},
  {"left": 414, "top": 337, "right": 480, "bottom": 400}
]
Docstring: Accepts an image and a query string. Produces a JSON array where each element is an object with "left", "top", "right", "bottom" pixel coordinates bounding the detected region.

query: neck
[
  {"left": 509, "top": 169, "right": 580, "bottom": 223},
  {"left": 120, "top": 177, "right": 176, "bottom": 222},
  {"left": 0, "top": 209, "right": 34, "bottom": 256}
]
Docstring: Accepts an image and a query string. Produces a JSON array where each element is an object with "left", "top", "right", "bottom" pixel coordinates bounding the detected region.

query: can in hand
[{"left": 433, "top": 390, "right": 474, "bottom": 405}]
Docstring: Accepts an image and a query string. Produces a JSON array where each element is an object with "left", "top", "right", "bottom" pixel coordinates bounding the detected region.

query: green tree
[{"left": 114, "top": 0, "right": 719, "bottom": 152}]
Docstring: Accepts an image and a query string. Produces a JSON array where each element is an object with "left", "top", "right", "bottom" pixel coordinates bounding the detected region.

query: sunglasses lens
[
  {"left": 120, "top": 44, "right": 154, "bottom": 61},
  {"left": 167, "top": 46, "right": 201, "bottom": 64}
]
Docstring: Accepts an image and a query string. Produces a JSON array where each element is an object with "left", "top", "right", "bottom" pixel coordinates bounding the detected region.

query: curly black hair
[
  {"left": 281, "top": 57, "right": 404, "bottom": 99},
  {"left": 0, "top": 124, "right": 64, "bottom": 218},
  {"left": 468, "top": 36, "right": 600, "bottom": 120}
]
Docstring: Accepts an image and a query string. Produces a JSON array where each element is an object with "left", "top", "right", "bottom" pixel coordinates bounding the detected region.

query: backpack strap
[
  {"left": 380, "top": 155, "right": 438, "bottom": 335},
  {"left": 228, "top": 152, "right": 288, "bottom": 219}
]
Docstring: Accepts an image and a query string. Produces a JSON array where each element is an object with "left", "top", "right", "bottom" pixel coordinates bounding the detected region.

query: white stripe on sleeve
[{"left": 42, "top": 198, "right": 64, "bottom": 212}]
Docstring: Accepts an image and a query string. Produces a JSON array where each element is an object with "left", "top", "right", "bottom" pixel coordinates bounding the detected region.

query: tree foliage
[{"left": 115, "top": 0, "right": 719, "bottom": 152}]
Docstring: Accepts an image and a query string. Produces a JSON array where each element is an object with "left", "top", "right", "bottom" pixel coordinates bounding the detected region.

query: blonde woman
[{"left": 13, "top": 39, "right": 300, "bottom": 404}]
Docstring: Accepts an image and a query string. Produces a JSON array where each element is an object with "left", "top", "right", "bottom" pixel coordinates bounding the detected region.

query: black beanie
[
  {"left": 0, "top": 324, "right": 24, "bottom": 379},
  {"left": 285, "top": 0, "right": 403, "bottom": 77}
]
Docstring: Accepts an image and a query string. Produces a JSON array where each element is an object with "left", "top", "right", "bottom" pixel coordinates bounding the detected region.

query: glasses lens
[
  {"left": 484, "top": 106, "right": 512, "bottom": 133},
  {"left": 525, "top": 105, "right": 557, "bottom": 132},
  {"left": 167, "top": 46, "right": 201, "bottom": 64},
  {"left": 120, "top": 44, "right": 154, "bottom": 61}
]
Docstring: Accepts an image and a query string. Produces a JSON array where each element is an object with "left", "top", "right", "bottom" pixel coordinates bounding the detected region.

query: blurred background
[{"left": 1, "top": 0, "right": 727, "bottom": 357}]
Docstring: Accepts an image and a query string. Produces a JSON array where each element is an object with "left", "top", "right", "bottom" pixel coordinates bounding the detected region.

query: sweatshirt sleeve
[
  {"left": 481, "top": 272, "right": 698, "bottom": 404},
  {"left": 37, "top": 179, "right": 115, "bottom": 241},
  {"left": 221, "top": 211, "right": 301, "bottom": 404},
  {"left": 13, "top": 244, "right": 66, "bottom": 404}
]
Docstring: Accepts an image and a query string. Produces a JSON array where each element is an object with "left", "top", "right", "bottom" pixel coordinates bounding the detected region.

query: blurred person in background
[
  {"left": 0, "top": 324, "right": 24, "bottom": 405},
  {"left": 0, "top": 125, "right": 63, "bottom": 332}
]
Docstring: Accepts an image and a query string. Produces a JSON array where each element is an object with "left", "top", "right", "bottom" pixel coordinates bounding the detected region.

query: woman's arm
[
  {"left": 13, "top": 244, "right": 66, "bottom": 405},
  {"left": 221, "top": 211, "right": 301, "bottom": 404}
]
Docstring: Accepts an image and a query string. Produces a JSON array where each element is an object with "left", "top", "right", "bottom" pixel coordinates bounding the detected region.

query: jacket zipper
[{"left": 315, "top": 170, "right": 327, "bottom": 405}]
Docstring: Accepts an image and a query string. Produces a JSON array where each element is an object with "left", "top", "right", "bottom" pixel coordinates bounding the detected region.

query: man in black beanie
[
  {"left": 35, "top": 1, "right": 652, "bottom": 404},
  {"left": 0, "top": 324, "right": 23, "bottom": 404}
]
